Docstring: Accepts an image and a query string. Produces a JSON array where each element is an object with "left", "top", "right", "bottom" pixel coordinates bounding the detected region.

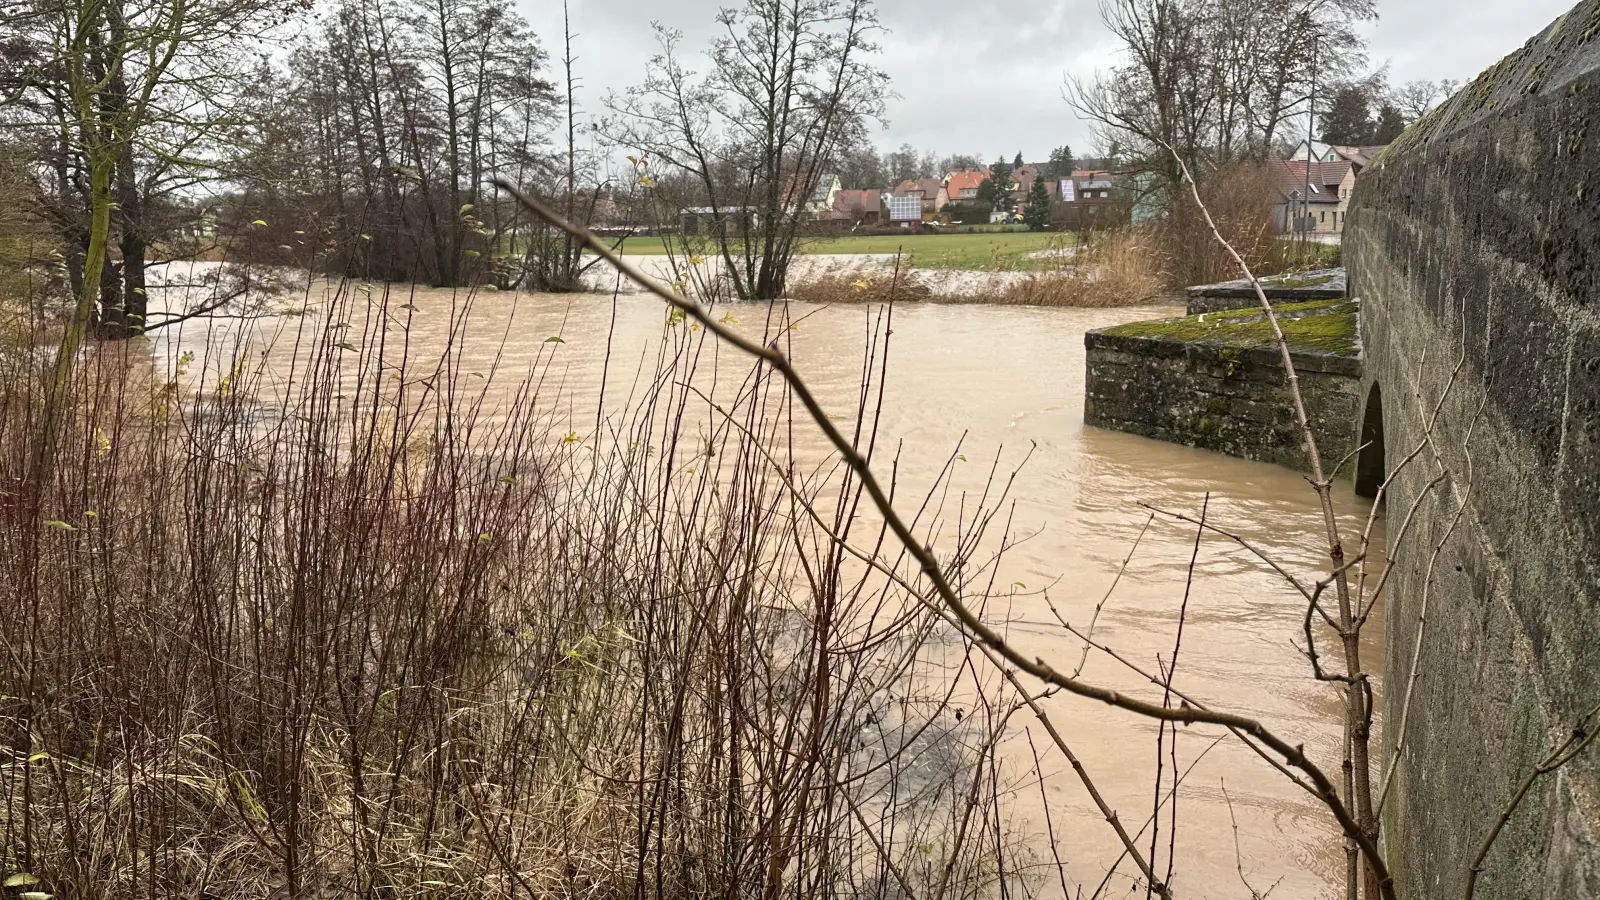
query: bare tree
[
  {"left": 1, "top": 0, "right": 293, "bottom": 334},
  {"left": 1068, "top": 0, "right": 1374, "bottom": 198},
  {"left": 1388, "top": 77, "right": 1459, "bottom": 122},
  {"left": 833, "top": 138, "right": 887, "bottom": 189},
  {"left": 224, "top": 0, "right": 555, "bottom": 287},
  {"left": 883, "top": 141, "right": 920, "bottom": 183},
  {"left": 609, "top": 0, "right": 887, "bottom": 301}
]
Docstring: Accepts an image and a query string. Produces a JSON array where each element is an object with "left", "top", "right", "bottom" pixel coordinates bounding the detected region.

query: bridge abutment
[{"left": 1346, "top": 2, "right": 1600, "bottom": 893}]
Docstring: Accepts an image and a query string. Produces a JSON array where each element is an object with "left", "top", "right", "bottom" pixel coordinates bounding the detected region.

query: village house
[
  {"left": 826, "top": 189, "right": 888, "bottom": 229},
  {"left": 1065, "top": 169, "right": 1115, "bottom": 200},
  {"left": 943, "top": 169, "right": 987, "bottom": 203},
  {"left": 1328, "top": 145, "right": 1388, "bottom": 168},
  {"left": 1008, "top": 164, "right": 1041, "bottom": 211},
  {"left": 682, "top": 170, "right": 850, "bottom": 235},
  {"left": 890, "top": 177, "right": 948, "bottom": 219},
  {"left": 806, "top": 173, "right": 843, "bottom": 213},
  {"left": 1267, "top": 157, "right": 1352, "bottom": 235},
  {"left": 1266, "top": 144, "right": 1387, "bottom": 236},
  {"left": 1288, "top": 138, "right": 1335, "bottom": 162},
  {"left": 1289, "top": 141, "right": 1390, "bottom": 166},
  {"left": 1051, "top": 169, "right": 1123, "bottom": 230}
]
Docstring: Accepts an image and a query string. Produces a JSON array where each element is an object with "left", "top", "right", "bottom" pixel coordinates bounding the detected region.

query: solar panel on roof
[{"left": 890, "top": 195, "right": 922, "bottom": 221}]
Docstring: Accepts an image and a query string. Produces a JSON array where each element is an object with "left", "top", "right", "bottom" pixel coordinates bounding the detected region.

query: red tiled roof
[{"left": 944, "top": 170, "right": 987, "bottom": 198}]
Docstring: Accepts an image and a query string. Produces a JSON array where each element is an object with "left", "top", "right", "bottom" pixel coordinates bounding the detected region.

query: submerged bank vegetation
[{"left": 0, "top": 271, "right": 1045, "bottom": 899}]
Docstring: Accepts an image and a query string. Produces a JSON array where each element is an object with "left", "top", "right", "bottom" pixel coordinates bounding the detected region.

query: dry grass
[
  {"left": 0, "top": 274, "right": 1037, "bottom": 900},
  {"left": 951, "top": 230, "right": 1165, "bottom": 307},
  {"left": 786, "top": 228, "right": 1165, "bottom": 308},
  {"left": 1147, "top": 162, "right": 1338, "bottom": 289},
  {"left": 785, "top": 267, "right": 936, "bottom": 304}
]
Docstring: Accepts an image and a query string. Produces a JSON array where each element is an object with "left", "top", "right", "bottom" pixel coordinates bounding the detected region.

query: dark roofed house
[
  {"left": 1267, "top": 157, "right": 1353, "bottom": 236},
  {"left": 1051, "top": 172, "right": 1126, "bottom": 230},
  {"left": 1005, "top": 164, "right": 1043, "bottom": 217},
  {"left": 680, "top": 206, "right": 757, "bottom": 238}
]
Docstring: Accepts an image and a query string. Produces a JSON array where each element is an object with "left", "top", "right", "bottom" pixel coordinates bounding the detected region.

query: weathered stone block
[{"left": 1083, "top": 298, "right": 1363, "bottom": 474}]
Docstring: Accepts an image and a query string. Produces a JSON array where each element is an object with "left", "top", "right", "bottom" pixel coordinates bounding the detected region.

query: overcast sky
[{"left": 548, "top": 0, "right": 1575, "bottom": 165}]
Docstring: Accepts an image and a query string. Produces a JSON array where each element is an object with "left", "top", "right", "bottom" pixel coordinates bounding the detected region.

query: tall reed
[{"left": 0, "top": 270, "right": 1031, "bottom": 900}]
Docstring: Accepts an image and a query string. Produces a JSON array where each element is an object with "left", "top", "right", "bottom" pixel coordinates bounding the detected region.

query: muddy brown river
[{"left": 152, "top": 268, "right": 1380, "bottom": 899}]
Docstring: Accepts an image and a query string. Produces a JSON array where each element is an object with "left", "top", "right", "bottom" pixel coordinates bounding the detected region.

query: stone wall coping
[
  {"left": 1185, "top": 267, "right": 1347, "bottom": 299},
  {"left": 1084, "top": 329, "right": 1363, "bottom": 377}
]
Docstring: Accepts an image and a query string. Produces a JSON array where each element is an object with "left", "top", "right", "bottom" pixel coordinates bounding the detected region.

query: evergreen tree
[
  {"left": 1047, "top": 145, "right": 1075, "bottom": 178},
  {"left": 1372, "top": 103, "right": 1406, "bottom": 143},
  {"left": 1104, "top": 139, "right": 1122, "bottom": 168},
  {"left": 1320, "top": 83, "right": 1375, "bottom": 145},
  {"left": 1013, "top": 150, "right": 1024, "bottom": 169},
  {"left": 975, "top": 177, "right": 1000, "bottom": 215},
  {"left": 989, "top": 156, "right": 1015, "bottom": 213},
  {"left": 1023, "top": 177, "right": 1052, "bottom": 231}
]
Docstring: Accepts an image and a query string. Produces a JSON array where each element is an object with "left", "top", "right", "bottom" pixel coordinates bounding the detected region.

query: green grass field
[{"left": 610, "top": 231, "right": 1077, "bottom": 271}]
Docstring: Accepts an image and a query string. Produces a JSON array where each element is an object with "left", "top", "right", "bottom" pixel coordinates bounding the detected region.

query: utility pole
[{"left": 1302, "top": 30, "right": 1318, "bottom": 242}]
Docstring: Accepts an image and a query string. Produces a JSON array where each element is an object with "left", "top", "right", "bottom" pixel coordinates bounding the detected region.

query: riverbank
[
  {"left": 612, "top": 229, "right": 1076, "bottom": 271},
  {"left": 0, "top": 266, "right": 1375, "bottom": 899},
  {"left": 589, "top": 230, "right": 1166, "bottom": 307}
]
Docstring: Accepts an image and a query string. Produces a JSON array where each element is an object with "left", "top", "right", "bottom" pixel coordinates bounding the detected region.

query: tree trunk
[
  {"left": 107, "top": 137, "right": 146, "bottom": 337},
  {"left": 117, "top": 229, "right": 147, "bottom": 333},
  {"left": 36, "top": 146, "right": 114, "bottom": 479}
]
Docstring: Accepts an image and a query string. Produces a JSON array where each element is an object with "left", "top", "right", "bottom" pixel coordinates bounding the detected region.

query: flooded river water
[{"left": 152, "top": 269, "right": 1380, "bottom": 900}]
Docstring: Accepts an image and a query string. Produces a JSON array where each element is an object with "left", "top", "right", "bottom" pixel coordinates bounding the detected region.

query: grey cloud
[{"left": 537, "top": 0, "right": 1579, "bottom": 167}]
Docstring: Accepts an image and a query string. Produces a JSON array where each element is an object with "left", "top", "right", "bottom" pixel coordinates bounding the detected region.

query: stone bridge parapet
[{"left": 1345, "top": 1, "right": 1600, "bottom": 894}]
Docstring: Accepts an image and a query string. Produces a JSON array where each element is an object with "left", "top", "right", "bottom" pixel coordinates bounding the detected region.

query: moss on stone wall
[{"left": 1097, "top": 298, "right": 1360, "bottom": 357}]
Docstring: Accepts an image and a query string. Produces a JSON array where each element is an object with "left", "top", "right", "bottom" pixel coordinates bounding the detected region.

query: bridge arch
[{"left": 1354, "top": 381, "right": 1384, "bottom": 499}]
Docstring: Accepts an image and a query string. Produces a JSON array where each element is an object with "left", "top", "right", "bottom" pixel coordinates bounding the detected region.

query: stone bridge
[{"left": 1345, "top": 0, "right": 1600, "bottom": 894}]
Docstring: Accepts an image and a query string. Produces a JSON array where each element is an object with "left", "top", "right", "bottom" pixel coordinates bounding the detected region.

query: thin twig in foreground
[
  {"left": 1159, "top": 146, "right": 1389, "bottom": 900},
  {"left": 1222, "top": 778, "right": 1282, "bottom": 900},
  {"left": 982, "top": 644, "right": 1172, "bottom": 900},
  {"left": 1463, "top": 699, "right": 1600, "bottom": 900},
  {"left": 493, "top": 178, "right": 1393, "bottom": 898}
]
